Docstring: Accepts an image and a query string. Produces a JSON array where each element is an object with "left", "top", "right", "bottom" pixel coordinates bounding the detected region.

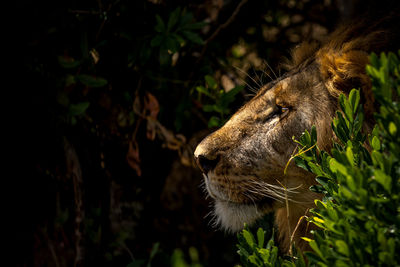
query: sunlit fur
[{"left": 194, "top": 15, "right": 399, "bottom": 253}]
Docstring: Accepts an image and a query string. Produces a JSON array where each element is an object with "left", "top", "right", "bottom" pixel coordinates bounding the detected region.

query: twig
[
  {"left": 289, "top": 208, "right": 309, "bottom": 256},
  {"left": 185, "top": 0, "right": 249, "bottom": 98},
  {"left": 68, "top": 9, "right": 101, "bottom": 15},
  {"left": 196, "top": 0, "right": 249, "bottom": 64},
  {"left": 64, "top": 138, "right": 85, "bottom": 267},
  {"left": 276, "top": 179, "right": 292, "bottom": 256},
  {"left": 191, "top": 106, "right": 209, "bottom": 127},
  {"left": 146, "top": 74, "right": 196, "bottom": 84},
  {"left": 284, "top": 142, "right": 317, "bottom": 175},
  {"left": 96, "top": 0, "right": 104, "bottom": 11},
  {"left": 121, "top": 242, "right": 135, "bottom": 262},
  {"left": 96, "top": 19, "right": 107, "bottom": 42},
  {"left": 132, "top": 77, "right": 144, "bottom": 141},
  {"left": 47, "top": 237, "right": 61, "bottom": 267}
]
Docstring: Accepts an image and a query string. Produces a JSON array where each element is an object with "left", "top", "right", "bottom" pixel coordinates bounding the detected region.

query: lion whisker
[
  {"left": 242, "top": 183, "right": 285, "bottom": 203},
  {"left": 233, "top": 65, "right": 263, "bottom": 90},
  {"left": 237, "top": 182, "right": 283, "bottom": 203},
  {"left": 244, "top": 181, "right": 302, "bottom": 203},
  {"left": 263, "top": 60, "right": 278, "bottom": 79},
  {"left": 242, "top": 190, "right": 260, "bottom": 213},
  {"left": 248, "top": 179, "right": 301, "bottom": 193},
  {"left": 251, "top": 67, "right": 266, "bottom": 90}
]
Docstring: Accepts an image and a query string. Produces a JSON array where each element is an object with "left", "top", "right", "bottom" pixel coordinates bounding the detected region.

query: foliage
[
  {"left": 237, "top": 52, "right": 400, "bottom": 266},
  {"left": 237, "top": 226, "right": 306, "bottom": 267},
  {"left": 170, "top": 247, "right": 203, "bottom": 267},
  {"left": 196, "top": 75, "right": 244, "bottom": 127},
  {"left": 126, "top": 245, "right": 203, "bottom": 267},
  {"left": 151, "top": 7, "right": 207, "bottom": 65}
]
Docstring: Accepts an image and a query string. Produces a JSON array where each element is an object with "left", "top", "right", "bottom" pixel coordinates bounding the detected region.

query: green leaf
[
  {"left": 369, "top": 52, "right": 379, "bottom": 68},
  {"left": 196, "top": 86, "right": 213, "bottom": 98},
  {"left": 257, "top": 228, "right": 265, "bottom": 248},
  {"left": 167, "top": 7, "right": 181, "bottom": 32},
  {"left": 202, "top": 104, "right": 216, "bottom": 112},
  {"left": 224, "top": 85, "right": 244, "bottom": 99},
  {"left": 178, "top": 12, "right": 194, "bottom": 27},
  {"left": 304, "top": 252, "right": 323, "bottom": 264},
  {"left": 208, "top": 116, "right": 220, "bottom": 128},
  {"left": 389, "top": 122, "right": 397, "bottom": 136},
  {"left": 371, "top": 136, "right": 381, "bottom": 150},
  {"left": 69, "top": 102, "right": 90, "bottom": 116},
  {"left": 150, "top": 35, "right": 164, "bottom": 47},
  {"left": 248, "top": 255, "right": 261, "bottom": 265},
  {"left": 310, "top": 184, "right": 325, "bottom": 193},
  {"left": 182, "top": 31, "right": 204, "bottom": 45},
  {"left": 149, "top": 242, "right": 160, "bottom": 260},
  {"left": 188, "top": 247, "right": 199, "bottom": 263},
  {"left": 205, "top": 75, "right": 217, "bottom": 90},
  {"left": 219, "top": 85, "right": 244, "bottom": 107},
  {"left": 329, "top": 158, "right": 348, "bottom": 175},
  {"left": 309, "top": 240, "right": 325, "bottom": 261},
  {"left": 349, "top": 89, "right": 360, "bottom": 115},
  {"left": 70, "top": 116, "right": 77, "bottom": 125},
  {"left": 345, "top": 147, "right": 354, "bottom": 166},
  {"left": 154, "top": 15, "right": 165, "bottom": 33},
  {"left": 300, "top": 129, "right": 312, "bottom": 146},
  {"left": 339, "top": 93, "right": 353, "bottom": 123},
  {"left": 242, "top": 230, "right": 255, "bottom": 247},
  {"left": 335, "top": 240, "right": 349, "bottom": 256},
  {"left": 159, "top": 49, "right": 170, "bottom": 65},
  {"left": 165, "top": 36, "right": 180, "bottom": 52},
  {"left": 127, "top": 259, "right": 146, "bottom": 267},
  {"left": 374, "top": 169, "right": 392, "bottom": 192},
  {"left": 77, "top": 74, "right": 108, "bottom": 88},
  {"left": 311, "top": 125, "right": 318, "bottom": 145},
  {"left": 58, "top": 56, "right": 81, "bottom": 69},
  {"left": 171, "top": 33, "right": 185, "bottom": 46},
  {"left": 181, "top": 21, "right": 208, "bottom": 30},
  {"left": 371, "top": 150, "right": 384, "bottom": 169}
]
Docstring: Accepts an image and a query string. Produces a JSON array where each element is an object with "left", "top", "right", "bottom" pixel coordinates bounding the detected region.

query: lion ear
[{"left": 317, "top": 48, "right": 374, "bottom": 116}]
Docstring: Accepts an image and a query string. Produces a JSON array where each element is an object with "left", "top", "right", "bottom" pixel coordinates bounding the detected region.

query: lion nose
[
  {"left": 194, "top": 144, "right": 220, "bottom": 174},
  {"left": 196, "top": 155, "right": 219, "bottom": 174}
]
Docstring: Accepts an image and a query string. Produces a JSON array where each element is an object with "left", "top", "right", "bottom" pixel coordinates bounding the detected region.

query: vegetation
[{"left": 236, "top": 52, "right": 400, "bottom": 266}]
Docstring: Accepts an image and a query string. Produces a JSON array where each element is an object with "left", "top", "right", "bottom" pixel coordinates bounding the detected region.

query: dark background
[{"left": 11, "top": 0, "right": 391, "bottom": 266}]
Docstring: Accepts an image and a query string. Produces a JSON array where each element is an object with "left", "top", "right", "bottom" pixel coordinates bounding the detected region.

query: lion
[{"left": 194, "top": 15, "right": 399, "bottom": 253}]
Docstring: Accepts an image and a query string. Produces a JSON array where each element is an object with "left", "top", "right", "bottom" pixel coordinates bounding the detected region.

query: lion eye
[
  {"left": 277, "top": 105, "right": 289, "bottom": 118},
  {"left": 264, "top": 105, "right": 290, "bottom": 122}
]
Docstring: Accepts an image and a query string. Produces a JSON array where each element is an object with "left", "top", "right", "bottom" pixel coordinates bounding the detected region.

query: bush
[{"left": 237, "top": 52, "right": 400, "bottom": 266}]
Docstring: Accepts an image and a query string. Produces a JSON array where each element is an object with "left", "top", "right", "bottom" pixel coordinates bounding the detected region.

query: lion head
[{"left": 194, "top": 21, "right": 392, "bottom": 252}]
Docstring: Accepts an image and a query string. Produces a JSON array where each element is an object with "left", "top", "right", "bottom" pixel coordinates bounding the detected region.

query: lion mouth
[
  {"left": 203, "top": 174, "right": 276, "bottom": 207},
  {"left": 216, "top": 198, "right": 275, "bottom": 210}
]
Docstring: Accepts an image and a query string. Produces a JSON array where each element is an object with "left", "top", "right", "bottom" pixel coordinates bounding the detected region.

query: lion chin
[{"left": 213, "top": 200, "right": 270, "bottom": 232}]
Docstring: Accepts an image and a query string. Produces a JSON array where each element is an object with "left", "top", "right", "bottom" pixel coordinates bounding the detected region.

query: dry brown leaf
[
  {"left": 144, "top": 92, "right": 159, "bottom": 119},
  {"left": 179, "top": 146, "right": 195, "bottom": 167},
  {"left": 133, "top": 91, "right": 142, "bottom": 115},
  {"left": 126, "top": 141, "right": 141, "bottom": 176},
  {"left": 221, "top": 74, "right": 235, "bottom": 92},
  {"left": 130, "top": 90, "right": 193, "bottom": 168},
  {"left": 206, "top": 0, "right": 224, "bottom": 21},
  {"left": 90, "top": 49, "right": 100, "bottom": 64},
  {"left": 144, "top": 92, "right": 160, "bottom": 140},
  {"left": 157, "top": 122, "right": 184, "bottom": 150},
  {"left": 146, "top": 119, "right": 157, "bottom": 141}
]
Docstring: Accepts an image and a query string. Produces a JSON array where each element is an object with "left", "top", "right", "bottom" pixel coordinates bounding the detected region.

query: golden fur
[{"left": 194, "top": 16, "right": 399, "bottom": 253}]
